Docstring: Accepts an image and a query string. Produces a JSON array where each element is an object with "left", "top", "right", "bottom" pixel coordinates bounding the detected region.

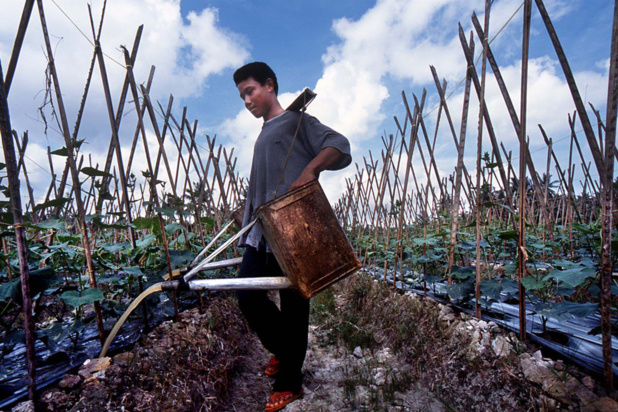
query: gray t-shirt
[{"left": 240, "top": 110, "right": 352, "bottom": 248}]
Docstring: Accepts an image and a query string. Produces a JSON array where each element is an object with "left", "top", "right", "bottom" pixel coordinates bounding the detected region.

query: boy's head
[{"left": 233, "top": 62, "right": 278, "bottom": 95}]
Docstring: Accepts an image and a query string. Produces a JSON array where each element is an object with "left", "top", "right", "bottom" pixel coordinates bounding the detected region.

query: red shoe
[
  {"left": 265, "top": 389, "right": 304, "bottom": 412},
  {"left": 265, "top": 356, "right": 280, "bottom": 377}
]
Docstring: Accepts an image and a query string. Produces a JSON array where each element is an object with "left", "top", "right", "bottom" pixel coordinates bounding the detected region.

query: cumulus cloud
[
  {"left": 1, "top": 0, "right": 609, "bottom": 208},
  {"left": 0, "top": 0, "right": 248, "bottom": 135},
  {"left": 0, "top": 0, "right": 250, "bottom": 204}
]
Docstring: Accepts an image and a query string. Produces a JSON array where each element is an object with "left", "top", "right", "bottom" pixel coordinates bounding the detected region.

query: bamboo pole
[
  {"left": 151, "top": 95, "right": 176, "bottom": 196},
  {"left": 473, "top": 1, "right": 492, "bottom": 319},
  {"left": 121, "top": 51, "right": 177, "bottom": 318},
  {"left": 459, "top": 20, "right": 511, "bottom": 205},
  {"left": 97, "top": 26, "right": 144, "bottom": 212},
  {"left": 13, "top": 131, "right": 36, "bottom": 219},
  {"left": 447, "top": 45, "right": 471, "bottom": 284},
  {"left": 36, "top": 0, "right": 106, "bottom": 347},
  {"left": 124, "top": 64, "right": 155, "bottom": 183},
  {"left": 88, "top": 6, "right": 136, "bottom": 248},
  {"left": 599, "top": 0, "right": 618, "bottom": 390},
  {"left": 4, "top": 0, "right": 35, "bottom": 94},
  {"left": 0, "top": 59, "right": 37, "bottom": 403},
  {"left": 535, "top": 0, "right": 605, "bottom": 178},
  {"left": 394, "top": 90, "right": 425, "bottom": 282},
  {"left": 517, "top": 0, "right": 532, "bottom": 342}
]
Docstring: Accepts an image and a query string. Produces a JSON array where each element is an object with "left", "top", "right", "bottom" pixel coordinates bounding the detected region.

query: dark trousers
[{"left": 236, "top": 246, "right": 310, "bottom": 392}]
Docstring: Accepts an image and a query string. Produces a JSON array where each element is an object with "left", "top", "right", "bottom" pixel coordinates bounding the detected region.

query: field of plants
[{"left": 0, "top": 0, "right": 617, "bottom": 408}]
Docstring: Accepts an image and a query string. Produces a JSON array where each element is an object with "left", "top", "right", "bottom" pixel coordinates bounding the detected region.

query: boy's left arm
[{"left": 289, "top": 147, "right": 343, "bottom": 191}]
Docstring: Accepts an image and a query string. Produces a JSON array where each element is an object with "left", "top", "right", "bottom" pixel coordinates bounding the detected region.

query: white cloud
[
  {"left": 1, "top": 0, "right": 610, "bottom": 211},
  {"left": 0, "top": 0, "right": 250, "bottom": 206}
]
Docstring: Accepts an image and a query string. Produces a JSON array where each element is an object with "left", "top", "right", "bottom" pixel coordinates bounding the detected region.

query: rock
[
  {"left": 537, "top": 394, "right": 558, "bottom": 411},
  {"left": 10, "top": 401, "right": 34, "bottom": 412},
  {"left": 487, "top": 321, "right": 501, "bottom": 333},
  {"left": 532, "top": 350, "right": 544, "bottom": 363},
  {"left": 477, "top": 320, "right": 488, "bottom": 330},
  {"left": 352, "top": 346, "right": 363, "bottom": 359},
  {"left": 480, "top": 332, "right": 491, "bottom": 347},
  {"left": 375, "top": 348, "right": 392, "bottom": 363},
  {"left": 438, "top": 305, "right": 456, "bottom": 322},
  {"left": 520, "top": 353, "right": 555, "bottom": 387},
  {"left": 471, "top": 330, "right": 482, "bottom": 344},
  {"left": 520, "top": 353, "right": 597, "bottom": 405},
  {"left": 58, "top": 374, "right": 81, "bottom": 389},
  {"left": 78, "top": 357, "right": 111, "bottom": 380},
  {"left": 40, "top": 389, "right": 68, "bottom": 411},
  {"left": 374, "top": 368, "right": 386, "bottom": 385},
  {"left": 582, "top": 375, "right": 595, "bottom": 391},
  {"left": 583, "top": 397, "right": 618, "bottom": 412},
  {"left": 554, "top": 360, "right": 564, "bottom": 371},
  {"left": 491, "top": 335, "right": 511, "bottom": 358},
  {"left": 562, "top": 375, "right": 597, "bottom": 406}
]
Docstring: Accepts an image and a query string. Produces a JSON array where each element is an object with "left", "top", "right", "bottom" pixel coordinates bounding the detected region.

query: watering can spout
[{"left": 161, "top": 277, "right": 293, "bottom": 292}]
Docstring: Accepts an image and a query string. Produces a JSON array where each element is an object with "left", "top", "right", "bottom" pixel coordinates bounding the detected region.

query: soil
[{"left": 24, "top": 274, "right": 618, "bottom": 412}]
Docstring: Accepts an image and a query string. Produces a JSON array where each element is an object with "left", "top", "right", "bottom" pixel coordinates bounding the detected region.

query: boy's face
[{"left": 237, "top": 77, "right": 275, "bottom": 119}]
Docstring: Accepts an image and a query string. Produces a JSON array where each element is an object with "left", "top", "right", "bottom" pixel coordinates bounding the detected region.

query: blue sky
[{"left": 0, "top": 0, "right": 614, "bottom": 205}]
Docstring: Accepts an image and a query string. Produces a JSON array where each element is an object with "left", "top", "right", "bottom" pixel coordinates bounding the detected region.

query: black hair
[{"left": 233, "top": 62, "right": 278, "bottom": 95}]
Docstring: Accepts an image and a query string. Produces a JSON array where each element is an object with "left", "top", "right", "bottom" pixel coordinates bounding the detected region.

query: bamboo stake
[
  {"left": 535, "top": 0, "right": 605, "bottom": 178},
  {"left": 88, "top": 6, "right": 136, "bottom": 248},
  {"left": 151, "top": 95, "right": 176, "bottom": 196},
  {"left": 97, "top": 26, "right": 144, "bottom": 212},
  {"left": 473, "top": 0, "right": 491, "bottom": 319},
  {"left": 0, "top": 59, "right": 36, "bottom": 403},
  {"left": 518, "top": 0, "right": 532, "bottom": 342},
  {"left": 13, "top": 131, "right": 36, "bottom": 219},
  {"left": 36, "top": 0, "right": 106, "bottom": 347},
  {"left": 599, "top": 0, "right": 618, "bottom": 390},
  {"left": 4, "top": 0, "right": 35, "bottom": 94},
  {"left": 394, "top": 90, "right": 425, "bottom": 281},
  {"left": 569, "top": 113, "right": 600, "bottom": 199},
  {"left": 55, "top": 4, "right": 109, "bottom": 215},
  {"left": 124, "top": 64, "right": 155, "bottom": 182},
  {"left": 430, "top": 67, "right": 475, "bottom": 208},
  {"left": 121, "top": 51, "right": 177, "bottom": 318},
  {"left": 460, "top": 20, "right": 511, "bottom": 204},
  {"left": 448, "top": 31, "right": 473, "bottom": 294},
  {"left": 410, "top": 94, "right": 440, "bottom": 207}
]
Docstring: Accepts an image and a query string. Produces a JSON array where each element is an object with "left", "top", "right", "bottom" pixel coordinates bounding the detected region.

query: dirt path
[{"left": 221, "top": 325, "right": 445, "bottom": 412}]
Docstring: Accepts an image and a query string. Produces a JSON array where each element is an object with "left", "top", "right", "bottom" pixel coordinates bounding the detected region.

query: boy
[{"left": 233, "top": 62, "right": 351, "bottom": 411}]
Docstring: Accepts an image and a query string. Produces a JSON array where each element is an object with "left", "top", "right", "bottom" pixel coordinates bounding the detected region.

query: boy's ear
[{"left": 265, "top": 78, "right": 275, "bottom": 92}]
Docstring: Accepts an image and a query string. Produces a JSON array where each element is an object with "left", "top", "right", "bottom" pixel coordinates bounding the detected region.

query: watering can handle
[{"left": 183, "top": 219, "right": 257, "bottom": 283}]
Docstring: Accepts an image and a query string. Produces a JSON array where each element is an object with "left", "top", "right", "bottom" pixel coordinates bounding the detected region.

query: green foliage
[
  {"left": 60, "top": 288, "right": 105, "bottom": 308},
  {"left": 446, "top": 279, "right": 474, "bottom": 301},
  {"left": 133, "top": 217, "right": 161, "bottom": 235},
  {"left": 80, "top": 167, "right": 113, "bottom": 178},
  {"left": 0, "top": 267, "right": 61, "bottom": 302}
]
